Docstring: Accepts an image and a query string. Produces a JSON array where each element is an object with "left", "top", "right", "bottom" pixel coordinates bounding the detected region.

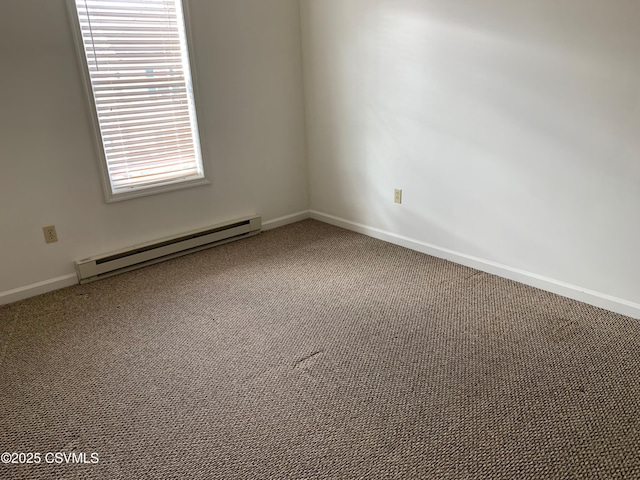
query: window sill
[{"left": 104, "top": 177, "right": 211, "bottom": 203}]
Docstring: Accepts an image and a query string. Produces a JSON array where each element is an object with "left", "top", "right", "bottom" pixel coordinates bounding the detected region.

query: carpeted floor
[{"left": 1, "top": 219, "right": 639, "bottom": 479}]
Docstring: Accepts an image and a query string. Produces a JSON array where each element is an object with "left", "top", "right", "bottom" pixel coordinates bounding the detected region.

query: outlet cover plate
[{"left": 43, "top": 225, "right": 58, "bottom": 243}]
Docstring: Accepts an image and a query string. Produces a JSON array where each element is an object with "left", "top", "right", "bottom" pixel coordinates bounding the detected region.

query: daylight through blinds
[{"left": 75, "top": 0, "right": 204, "bottom": 194}]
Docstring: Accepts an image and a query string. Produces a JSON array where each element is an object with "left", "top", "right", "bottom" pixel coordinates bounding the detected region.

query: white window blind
[{"left": 72, "top": 0, "right": 205, "bottom": 199}]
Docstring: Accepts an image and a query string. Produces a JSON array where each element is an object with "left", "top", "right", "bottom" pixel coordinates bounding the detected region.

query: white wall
[
  {"left": 3, "top": 0, "right": 639, "bottom": 316},
  {"left": 301, "top": 0, "right": 640, "bottom": 313},
  {"left": 0, "top": 0, "right": 308, "bottom": 297}
]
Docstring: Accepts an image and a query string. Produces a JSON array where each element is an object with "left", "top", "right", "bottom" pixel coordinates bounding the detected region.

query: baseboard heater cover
[{"left": 75, "top": 215, "right": 261, "bottom": 284}]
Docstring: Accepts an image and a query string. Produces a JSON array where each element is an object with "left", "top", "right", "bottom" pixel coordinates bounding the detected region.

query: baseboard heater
[{"left": 75, "top": 215, "right": 261, "bottom": 284}]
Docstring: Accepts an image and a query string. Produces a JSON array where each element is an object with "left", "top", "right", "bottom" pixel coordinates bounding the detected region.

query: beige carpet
[{"left": 1, "top": 219, "right": 639, "bottom": 479}]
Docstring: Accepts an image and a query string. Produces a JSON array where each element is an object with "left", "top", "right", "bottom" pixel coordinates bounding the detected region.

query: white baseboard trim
[
  {"left": 0, "top": 274, "right": 78, "bottom": 306},
  {"left": 262, "top": 210, "right": 310, "bottom": 231},
  {"left": 0, "top": 212, "right": 311, "bottom": 306},
  {"left": 310, "top": 210, "right": 640, "bottom": 320}
]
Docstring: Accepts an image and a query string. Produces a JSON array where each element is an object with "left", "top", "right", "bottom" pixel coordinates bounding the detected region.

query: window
[{"left": 68, "top": 0, "right": 207, "bottom": 202}]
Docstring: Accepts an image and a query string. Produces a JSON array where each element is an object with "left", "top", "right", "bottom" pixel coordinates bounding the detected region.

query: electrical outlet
[
  {"left": 43, "top": 225, "right": 58, "bottom": 243},
  {"left": 394, "top": 189, "right": 403, "bottom": 204}
]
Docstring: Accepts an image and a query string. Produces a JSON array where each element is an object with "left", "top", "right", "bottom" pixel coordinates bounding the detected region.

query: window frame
[{"left": 66, "top": 0, "right": 210, "bottom": 203}]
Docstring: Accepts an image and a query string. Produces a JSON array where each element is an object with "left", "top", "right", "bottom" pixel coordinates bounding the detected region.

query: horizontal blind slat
[
  {"left": 110, "top": 166, "right": 197, "bottom": 180},
  {"left": 108, "top": 151, "right": 196, "bottom": 166},
  {"left": 111, "top": 167, "right": 198, "bottom": 181},
  {"left": 97, "top": 97, "right": 188, "bottom": 107},
  {"left": 106, "top": 142, "right": 196, "bottom": 161},
  {"left": 104, "top": 137, "right": 193, "bottom": 152},
  {"left": 109, "top": 162, "right": 197, "bottom": 175},
  {"left": 79, "top": 12, "right": 176, "bottom": 19},
  {"left": 87, "top": 58, "right": 182, "bottom": 67},
  {"left": 110, "top": 159, "right": 197, "bottom": 172},
  {"left": 97, "top": 104, "right": 188, "bottom": 118},
  {"left": 110, "top": 164, "right": 197, "bottom": 180},
  {"left": 106, "top": 137, "right": 195, "bottom": 152},
  {"left": 101, "top": 121, "right": 192, "bottom": 137},
  {"left": 109, "top": 154, "right": 198, "bottom": 175},
  {"left": 102, "top": 125, "right": 192, "bottom": 141},
  {"left": 109, "top": 158, "right": 193, "bottom": 175},
  {"left": 99, "top": 116, "right": 191, "bottom": 131}
]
